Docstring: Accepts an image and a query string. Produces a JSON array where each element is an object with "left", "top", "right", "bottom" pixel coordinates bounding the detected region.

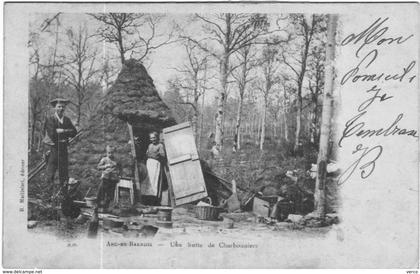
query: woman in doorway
[
  {"left": 146, "top": 132, "right": 166, "bottom": 163},
  {"left": 144, "top": 132, "right": 166, "bottom": 202}
]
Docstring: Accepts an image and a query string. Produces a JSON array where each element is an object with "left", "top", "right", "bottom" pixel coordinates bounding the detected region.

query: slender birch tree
[{"left": 314, "top": 14, "right": 338, "bottom": 218}]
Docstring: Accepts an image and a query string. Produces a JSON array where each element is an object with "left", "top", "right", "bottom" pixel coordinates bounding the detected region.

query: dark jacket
[{"left": 44, "top": 114, "right": 77, "bottom": 146}]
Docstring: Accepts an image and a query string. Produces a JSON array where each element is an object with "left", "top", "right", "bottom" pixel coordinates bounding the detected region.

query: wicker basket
[{"left": 195, "top": 205, "right": 220, "bottom": 221}]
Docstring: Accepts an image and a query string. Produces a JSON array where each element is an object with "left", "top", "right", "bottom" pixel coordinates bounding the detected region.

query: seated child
[{"left": 96, "top": 145, "right": 121, "bottom": 211}]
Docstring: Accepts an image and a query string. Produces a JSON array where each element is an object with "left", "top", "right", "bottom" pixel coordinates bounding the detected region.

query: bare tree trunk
[
  {"left": 260, "top": 100, "right": 267, "bottom": 151},
  {"left": 30, "top": 108, "right": 37, "bottom": 150},
  {"left": 277, "top": 117, "right": 282, "bottom": 144},
  {"left": 256, "top": 113, "right": 261, "bottom": 145},
  {"left": 234, "top": 95, "right": 244, "bottom": 151},
  {"left": 309, "top": 112, "right": 314, "bottom": 143},
  {"left": 76, "top": 102, "right": 81, "bottom": 126},
  {"left": 272, "top": 121, "right": 276, "bottom": 139},
  {"left": 215, "top": 51, "right": 229, "bottom": 150},
  {"left": 283, "top": 107, "right": 289, "bottom": 142},
  {"left": 198, "top": 91, "right": 205, "bottom": 150},
  {"left": 238, "top": 125, "right": 241, "bottom": 149},
  {"left": 294, "top": 89, "right": 303, "bottom": 152},
  {"left": 192, "top": 110, "right": 198, "bottom": 144},
  {"left": 191, "top": 87, "right": 200, "bottom": 145},
  {"left": 312, "top": 101, "right": 320, "bottom": 143},
  {"left": 255, "top": 113, "right": 259, "bottom": 144},
  {"left": 252, "top": 114, "right": 256, "bottom": 140},
  {"left": 314, "top": 14, "right": 337, "bottom": 218},
  {"left": 117, "top": 30, "right": 125, "bottom": 64}
]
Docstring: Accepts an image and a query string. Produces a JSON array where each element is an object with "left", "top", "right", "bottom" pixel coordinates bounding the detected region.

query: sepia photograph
[
  {"left": 27, "top": 11, "right": 339, "bottom": 238},
  {"left": 3, "top": 2, "right": 419, "bottom": 269}
]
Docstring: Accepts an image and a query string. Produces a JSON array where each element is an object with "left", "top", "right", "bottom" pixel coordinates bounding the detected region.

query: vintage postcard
[{"left": 2, "top": 1, "right": 419, "bottom": 269}]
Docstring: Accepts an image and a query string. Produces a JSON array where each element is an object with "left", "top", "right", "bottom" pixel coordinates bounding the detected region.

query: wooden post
[{"left": 127, "top": 122, "right": 142, "bottom": 204}]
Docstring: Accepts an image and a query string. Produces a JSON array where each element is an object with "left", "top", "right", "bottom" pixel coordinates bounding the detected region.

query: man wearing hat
[{"left": 43, "top": 98, "right": 77, "bottom": 200}]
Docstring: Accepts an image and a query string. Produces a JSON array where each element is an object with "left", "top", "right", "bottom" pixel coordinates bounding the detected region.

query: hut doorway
[
  {"left": 132, "top": 128, "right": 151, "bottom": 163},
  {"left": 130, "top": 126, "right": 170, "bottom": 206}
]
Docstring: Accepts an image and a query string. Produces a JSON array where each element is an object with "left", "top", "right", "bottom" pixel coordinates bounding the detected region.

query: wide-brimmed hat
[{"left": 50, "top": 98, "right": 70, "bottom": 107}]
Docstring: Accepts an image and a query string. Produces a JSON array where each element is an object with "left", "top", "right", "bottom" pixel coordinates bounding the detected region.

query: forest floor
[
  {"left": 28, "top": 204, "right": 332, "bottom": 241},
  {"left": 28, "top": 135, "right": 334, "bottom": 240},
  {"left": 200, "top": 134, "right": 318, "bottom": 192}
]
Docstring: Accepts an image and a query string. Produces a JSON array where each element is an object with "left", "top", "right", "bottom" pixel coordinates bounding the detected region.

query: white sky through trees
[{"left": 29, "top": 12, "right": 316, "bottom": 106}]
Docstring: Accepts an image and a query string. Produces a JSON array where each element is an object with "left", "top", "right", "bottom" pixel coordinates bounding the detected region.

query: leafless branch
[{"left": 40, "top": 13, "right": 62, "bottom": 32}]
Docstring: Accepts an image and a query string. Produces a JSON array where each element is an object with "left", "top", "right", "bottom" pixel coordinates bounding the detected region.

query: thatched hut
[{"left": 69, "top": 59, "right": 176, "bottom": 192}]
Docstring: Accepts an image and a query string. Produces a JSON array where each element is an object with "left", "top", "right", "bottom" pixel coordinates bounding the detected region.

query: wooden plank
[
  {"left": 167, "top": 159, "right": 207, "bottom": 204},
  {"left": 168, "top": 154, "right": 191, "bottom": 166},
  {"left": 127, "top": 122, "right": 142, "bottom": 204},
  {"left": 163, "top": 123, "right": 207, "bottom": 205},
  {"left": 162, "top": 122, "right": 191, "bottom": 134}
]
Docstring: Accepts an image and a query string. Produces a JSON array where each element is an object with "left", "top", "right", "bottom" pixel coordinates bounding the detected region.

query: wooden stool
[{"left": 114, "top": 178, "right": 134, "bottom": 205}]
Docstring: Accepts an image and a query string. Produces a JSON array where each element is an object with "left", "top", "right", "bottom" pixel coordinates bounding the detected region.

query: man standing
[{"left": 43, "top": 98, "right": 77, "bottom": 200}]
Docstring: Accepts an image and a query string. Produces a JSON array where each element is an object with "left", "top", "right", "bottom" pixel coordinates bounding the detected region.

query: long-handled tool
[{"left": 28, "top": 128, "right": 85, "bottom": 181}]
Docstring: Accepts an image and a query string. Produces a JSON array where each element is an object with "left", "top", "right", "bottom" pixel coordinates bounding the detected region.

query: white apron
[{"left": 140, "top": 158, "right": 161, "bottom": 197}]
